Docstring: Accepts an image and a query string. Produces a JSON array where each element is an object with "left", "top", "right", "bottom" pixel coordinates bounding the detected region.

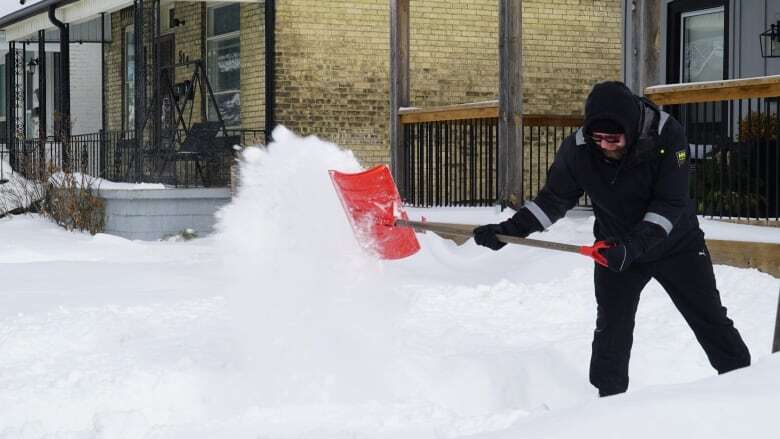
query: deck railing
[
  {"left": 399, "top": 101, "right": 583, "bottom": 207},
  {"left": 646, "top": 75, "right": 780, "bottom": 221}
]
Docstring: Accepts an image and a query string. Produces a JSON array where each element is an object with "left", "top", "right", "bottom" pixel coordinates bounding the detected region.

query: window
[
  {"left": 680, "top": 7, "right": 725, "bottom": 83},
  {"left": 125, "top": 26, "right": 135, "bottom": 131},
  {"left": 207, "top": 3, "right": 241, "bottom": 127},
  {"left": 666, "top": 0, "right": 728, "bottom": 84}
]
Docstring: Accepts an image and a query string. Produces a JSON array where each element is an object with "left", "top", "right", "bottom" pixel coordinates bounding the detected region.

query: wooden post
[
  {"left": 390, "top": 0, "right": 410, "bottom": 197},
  {"left": 498, "top": 0, "right": 523, "bottom": 208},
  {"left": 773, "top": 289, "right": 780, "bottom": 353},
  {"left": 627, "top": 0, "right": 661, "bottom": 93}
]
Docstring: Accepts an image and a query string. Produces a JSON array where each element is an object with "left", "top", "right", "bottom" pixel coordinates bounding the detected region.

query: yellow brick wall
[
  {"left": 103, "top": 0, "right": 621, "bottom": 170},
  {"left": 522, "top": 0, "right": 623, "bottom": 114},
  {"left": 274, "top": 0, "right": 390, "bottom": 166},
  {"left": 274, "top": 0, "right": 621, "bottom": 168},
  {"left": 240, "top": 3, "right": 265, "bottom": 133},
  {"left": 105, "top": 7, "right": 134, "bottom": 132},
  {"left": 410, "top": 1, "right": 499, "bottom": 108},
  {"left": 172, "top": 2, "right": 205, "bottom": 124}
]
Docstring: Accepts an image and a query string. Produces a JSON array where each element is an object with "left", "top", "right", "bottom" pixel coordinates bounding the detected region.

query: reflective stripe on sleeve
[
  {"left": 525, "top": 201, "right": 553, "bottom": 229},
  {"left": 643, "top": 212, "right": 673, "bottom": 235}
]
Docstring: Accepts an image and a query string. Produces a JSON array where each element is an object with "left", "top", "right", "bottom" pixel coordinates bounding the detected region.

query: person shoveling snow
[{"left": 471, "top": 81, "right": 751, "bottom": 396}]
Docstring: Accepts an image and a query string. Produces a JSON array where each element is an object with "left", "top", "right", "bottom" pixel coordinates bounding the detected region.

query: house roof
[{"left": 0, "top": 0, "right": 78, "bottom": 30}]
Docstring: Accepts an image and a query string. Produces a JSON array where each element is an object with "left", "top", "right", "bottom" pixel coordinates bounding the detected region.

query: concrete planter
[{"left": 100, "top": 188, "right": 231, "bottom": 240}]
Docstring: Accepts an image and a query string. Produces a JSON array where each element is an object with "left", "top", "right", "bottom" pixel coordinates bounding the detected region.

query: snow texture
[{"left": 0, "top": 126, "right": 778, "bottom": 438}]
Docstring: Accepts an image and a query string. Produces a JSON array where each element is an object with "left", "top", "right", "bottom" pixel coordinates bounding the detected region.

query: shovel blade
[{"left": 329, "top": 165, "right": 420, "bottom": 259}]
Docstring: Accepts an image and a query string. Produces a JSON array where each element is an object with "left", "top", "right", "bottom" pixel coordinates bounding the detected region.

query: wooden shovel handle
[{"left": 395, "top": 219, "right": 583, "bottom": 254}]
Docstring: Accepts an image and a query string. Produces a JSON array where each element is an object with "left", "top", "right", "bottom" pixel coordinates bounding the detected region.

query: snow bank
[{"left": 471, "top": 353, "right": 780, "bottom": 439}]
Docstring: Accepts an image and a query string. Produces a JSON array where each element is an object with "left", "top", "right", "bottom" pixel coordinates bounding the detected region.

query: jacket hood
[{"left": 582, "top": 81, "right": 642, "bottom": 148}]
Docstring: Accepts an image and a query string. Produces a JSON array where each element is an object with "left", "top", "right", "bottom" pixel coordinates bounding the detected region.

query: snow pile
[
  {"left": 215, "top": 127, "right": 409, "bottom": 405},
  {"left": 473, "top": 353, "right": 780, "bottom": 439},
  {"left": 0, "top": 157, "right": 42, "bottom": 215}
]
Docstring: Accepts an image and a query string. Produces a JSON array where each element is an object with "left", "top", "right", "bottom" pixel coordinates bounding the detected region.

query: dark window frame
[{"left": 666, "top": 0, "right": 729, "bottom": 84}]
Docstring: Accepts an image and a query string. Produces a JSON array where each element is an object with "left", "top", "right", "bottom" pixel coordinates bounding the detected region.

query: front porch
[{"left": 2, "top": 0, "right": 270, "bottom": 189}]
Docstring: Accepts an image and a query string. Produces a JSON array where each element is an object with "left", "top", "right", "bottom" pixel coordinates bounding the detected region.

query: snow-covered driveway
[{"left": 0, "top": 128, "right": 778, "bottom": 438}]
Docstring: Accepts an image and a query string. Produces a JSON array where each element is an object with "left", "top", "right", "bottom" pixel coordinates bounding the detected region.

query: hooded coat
[{"left": 510, "top": 81, "right": 698, "bottom": 262}]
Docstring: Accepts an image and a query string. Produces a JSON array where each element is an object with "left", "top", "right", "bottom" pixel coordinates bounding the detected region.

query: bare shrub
[
  {"left": 0, "top": 162, "right": 105, "bottom": 234},
  {"left": 43, "top": 171, "right": 106, "bottom": 235}
]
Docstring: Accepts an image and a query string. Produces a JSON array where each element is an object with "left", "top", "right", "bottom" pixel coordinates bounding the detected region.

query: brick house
[
  {"left": 0, "top": 0, "right": 622, "bottom": 237},
  {"left": 2, "top": 0, "right": 622, "bottom": 170}
]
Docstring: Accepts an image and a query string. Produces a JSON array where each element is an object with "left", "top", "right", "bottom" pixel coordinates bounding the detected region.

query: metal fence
[
  {"left": 6, "top": 128, "right": 264, "bottom": 188},
  {"left": 521, "top": 115, "right": 583, "bottom": 203},
  {"left": 0, "top": 136, "right": 7, "bottom": 183},
  {"left": 400, "top": 86, "right": 779, "bottom": 223},
  {"left": 402, "top": 117, "right": 498, "bottom": 206},
  {"left": 399, "top": 103, "right": 584, "bottom": 208},
  {"left": 667, "top": 98, "right": 779, "bottom": 221}
]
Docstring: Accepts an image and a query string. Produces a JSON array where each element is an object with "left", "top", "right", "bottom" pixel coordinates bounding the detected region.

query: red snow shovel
[
  {"left": 329, "top": 165, "right": 420, "bottom": 259},
  {"left": 329, "top": 165, "right": 612, "bottom": 265}
]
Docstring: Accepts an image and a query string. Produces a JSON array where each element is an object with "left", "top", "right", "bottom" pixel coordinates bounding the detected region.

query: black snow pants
[{"left": 589, "top": 237, "right": 751, "bottom": 397}]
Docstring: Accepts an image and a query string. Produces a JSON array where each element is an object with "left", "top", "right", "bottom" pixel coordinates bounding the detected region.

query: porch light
[
  {"left": 760, "top": 21, "right": 780, "bottom": 58},
  {"left": 27, "top": 57, "right": 39, "bottom": 74}
]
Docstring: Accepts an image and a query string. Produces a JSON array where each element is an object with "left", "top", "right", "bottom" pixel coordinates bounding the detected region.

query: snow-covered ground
[{"left": 0, "top": 127, "right": 778, "bottom": 438}]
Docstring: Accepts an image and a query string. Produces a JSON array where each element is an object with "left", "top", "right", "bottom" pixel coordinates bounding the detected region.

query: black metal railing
[
  {"left": 400, "top": 102, "right": 584, "bottom": 208},
  {"left": 647, "top": 77, "right": 780, "bottom": 222},
  {"left": 522, "top": 115, "right": 583, "bottom": 204},
  {"left": 7, "top": 128, "right": 264, "bottom": 188},
  {"left": 0, "top": 135, "right": 8, "bottom": 183},
  {"left": 673, "top": 98, "right": 779, "bottom": 221},
  {"left": 402, "top": 117, "right": 498, "bottom": 207}
]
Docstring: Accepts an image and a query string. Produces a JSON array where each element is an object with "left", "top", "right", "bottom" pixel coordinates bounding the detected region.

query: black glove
[
  {"left": 596, "top": 240, "right": 635, "bottom": 272},
  {"left": 596, "top": 221, "right": 667, "bottom": 272},
  {"left": 473, "top": 224, "right": 507, "bottom": 250},
  {"left": 473, "top": 208, "right": 543, "bottom": 251}
]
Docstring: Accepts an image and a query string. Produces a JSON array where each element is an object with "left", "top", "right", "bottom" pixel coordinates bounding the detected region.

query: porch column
[
  {"left": 22, "top": 42, "right": 27, "bottom": 139},
  {"left": 134, "top": 0, "right": 147, "bottom": 182},
  {"left": 49, "top": 4, "right": 71, "bottom": 170},
  {"left": 265, "top": 0, "right": 276, "bottom": 143},
  {"left": 38, "top": 30, "right": 47, "bottom": 176},
  {"left": 101, "top": 12, "right": 107, "bottom": 133},
  {"left": 498, "top": 0, "right": 523, "bottom": 208},
  {"left": 626, "top": 0, "right": 661, "bottom": 93},
  {"left": 6, "top": 42, "right": 17, "bottom": 169},
  {"left": 389, "top": 0, "right": 410, "bottom": 197}
]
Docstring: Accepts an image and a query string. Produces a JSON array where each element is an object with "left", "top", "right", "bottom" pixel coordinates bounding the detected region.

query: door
[{"left": 667, "top": 0, "right": 729, "bottom": 148}]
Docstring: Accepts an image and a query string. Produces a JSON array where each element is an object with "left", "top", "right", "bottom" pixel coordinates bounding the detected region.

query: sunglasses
[{"left": 589, "top": 134, "right": 624, "bottom": 145}]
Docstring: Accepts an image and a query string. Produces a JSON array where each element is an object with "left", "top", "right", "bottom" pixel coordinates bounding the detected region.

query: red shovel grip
[{"left": 579, "top": 241, "right": 614, "bottom": 267}]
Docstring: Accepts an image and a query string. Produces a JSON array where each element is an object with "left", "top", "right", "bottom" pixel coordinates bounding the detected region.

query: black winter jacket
[{"left": 514, "top": 94, "right": 701, "bottom": 263}]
